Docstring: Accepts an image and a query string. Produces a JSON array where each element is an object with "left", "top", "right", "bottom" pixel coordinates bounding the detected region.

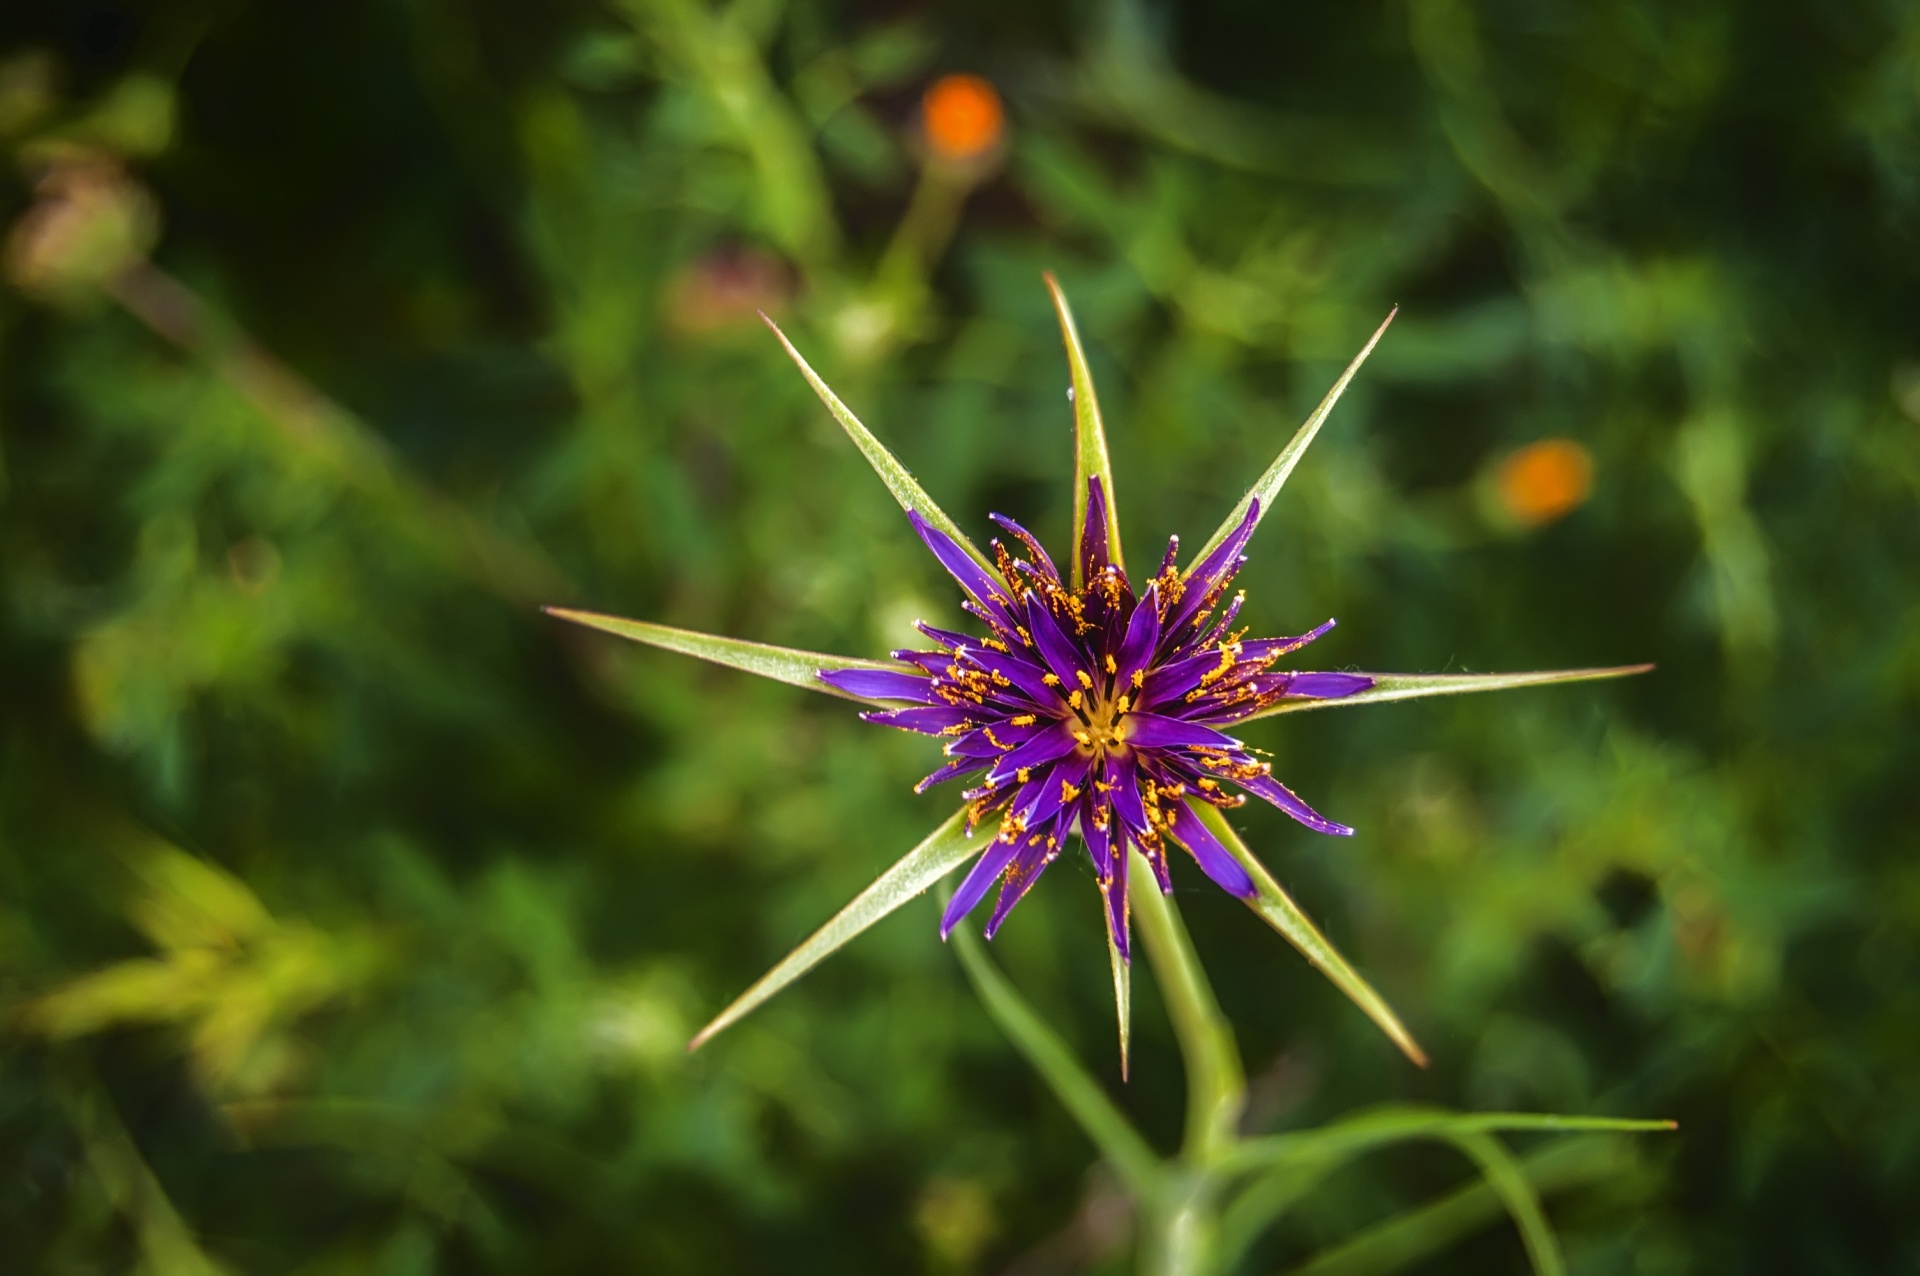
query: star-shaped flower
[
  {"left": 550, "top": 278, "right": 1648, "bottom": 1069},
  {"left": 827, "top": 479, "right": 1371, "bottom": 963}
]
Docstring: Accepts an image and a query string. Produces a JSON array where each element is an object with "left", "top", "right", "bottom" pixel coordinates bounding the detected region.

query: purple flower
[
  {"left": 549, "top": 278, "right": 1648, "bottom": 1060},
  {"left": 821, "top": 478, "right": 1370, "bottom": 961}
]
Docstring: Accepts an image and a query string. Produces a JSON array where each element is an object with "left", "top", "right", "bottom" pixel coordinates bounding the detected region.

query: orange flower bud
[
  {"left": 921, "top": 74, "right": 1004, "bottom": 163},
  {"left": 1496, "top": 439, "right": 1593, "bottom": 527}
]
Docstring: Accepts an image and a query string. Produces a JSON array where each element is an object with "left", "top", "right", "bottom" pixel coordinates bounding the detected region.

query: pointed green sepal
[
  {"left": 1193, "top": 803, "right": 1428, "bottom": 1067},
  {"left": 1106, "top": 908, "right": 1131, "bottom": 1082},
  {"left": 1191, "top": 307, "right": 1397, "bottom": 567},
  {"left": 1045, "top": 273, "right": 1124, "bottom": 586},
  {"left": 762, "top": 315, "right": 997, "bottom": 576},
  {"left": 1244, "top": 664, "right": 1654, "bottom": 723},
  {"left": 545, "top": 607, "right": 898, "bottom": 704},
  {"left": 689, "top": 807, "right": 977, "bottom": 1049}
]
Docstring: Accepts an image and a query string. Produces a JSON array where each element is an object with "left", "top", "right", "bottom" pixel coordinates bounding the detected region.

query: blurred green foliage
[{"left": 1, "top": 0, "right": 1917, "bottom": 1271}]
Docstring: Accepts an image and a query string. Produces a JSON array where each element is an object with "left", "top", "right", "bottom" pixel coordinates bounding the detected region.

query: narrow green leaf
[
  {"left": 545, "top": 607, "right": 896, "bottom": 704},
  {"left": 1448, "top": 1131, "right": 1566, "bottom": 1276},
  {"left": 1190, "top": 307, "right": 1396, "bottom": 566},
  {"left": 1045, "top": 273, "right": 1124, "bottom": 586},
  {"left": 1243, "top": 664, "right": 1655, "bottom": 723},
  {"left": 1193, "top": 803, "right": 1427, "bottom": 1067},
  {"left": 1221, "top": 1104, "right": 1678, "bottom": 1175},
  {"left": 1283, "top": 1137, "right": 1629, "bottom": 1276},
  {"left": 1106, "top": 912, "right": 1132, "bottom": 1083},
  {"left": 950, "top": 910, "right": 1163, "bottom": 1196},
  {"left": 1130, "top": 850, "right": 1245, "bottom": 1164},
  {"left": 689, "top": 808, "right": 977, "bottom": 1048},
  {"left": 762, "top": 315, "right": 997, "bottom": 575}
]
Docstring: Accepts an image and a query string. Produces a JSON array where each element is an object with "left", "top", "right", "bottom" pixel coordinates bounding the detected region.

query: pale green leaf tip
[{"left": 1044, "top": 270, "right": 1125, "bottom": 582}]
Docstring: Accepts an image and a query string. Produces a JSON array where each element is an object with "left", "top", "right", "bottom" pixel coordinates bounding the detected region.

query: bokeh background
[{"left": 3, "top": 1, "right": 1918, "bottom": 1272}]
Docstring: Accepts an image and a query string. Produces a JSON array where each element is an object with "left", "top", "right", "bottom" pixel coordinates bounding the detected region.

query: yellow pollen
[
  {"left": 1016, "top": 767, "right": 1031, "bottom": 783},
  {"left": 1104, "top": 654, "right": 1117, "bottom": 674},
  {"left": 1068, "top": 689, "right": 1085, "bottom": 710},
  {"left": 1076, "top": 670, "right": 1094, "bottom": 690},
  {"left": 1132, "top": 669, "right": 1145, "bottom": 688},
  {"left": 1042, "top": 673, "right": 1061, "bottom": 686},
  {"left": 1008, "top": 714, "right": 1036, "bottom": 726},
  {"left": 1060, "top": 781, "right": 1082, "bottom": 802}
]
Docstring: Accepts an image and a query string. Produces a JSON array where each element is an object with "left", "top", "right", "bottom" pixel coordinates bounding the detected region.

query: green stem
[
  {"left": 1130, "top": 851, "right": 1248, "bottom": 1276},
  {"left": 1130, "top": 852, "right": 1246, "bottom": 1165}
]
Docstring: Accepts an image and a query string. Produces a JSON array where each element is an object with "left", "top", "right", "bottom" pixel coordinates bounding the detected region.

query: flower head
[
  {"left": 822, "top": 478, "right": 1371, "bottom": 959},
  {"left": 547, "top": 276, "right": 1649, "bottom": 1063}
]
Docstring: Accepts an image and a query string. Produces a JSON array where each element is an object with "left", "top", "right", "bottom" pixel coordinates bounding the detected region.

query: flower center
[{"left": 1069, "top": 681, "right": 1134, "bottom": 755}]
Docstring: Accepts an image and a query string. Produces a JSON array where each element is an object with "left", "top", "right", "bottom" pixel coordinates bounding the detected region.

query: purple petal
[
  {"left": 1237, "top": 772, "right": 1353, "bottom": 836},
  {"left": 946, "top": 720, "right": 1045, "bottom": 758},
  {"left": 818, "top": 668, "right": 938, "bottom": 702},
  {"left": 1079, "top": 476, "right": 1112, "bottom": 583},
  {"left": 860, "top": 704, "right": 975, "bottom": 735},
  {"left": 954, "top": 643, "right": 1061, "bottom": 707},
  {"left": 989, "top": 513, "right": 1061, "bottom": 584},
  {"left": 1106, "top": 752, "right": 1148, "bottom": 834},
  {"left": 1081, "top": 798, "right": 1113, "bottom": 878},
  {"left": 1137, "top": 649, "right": 1224, "bottom": 709},
  {"left": 985, "top": 816, "right": 1071, "bottom": 939},
  {"left": 1016, "top": 755, "right": 1094, "bottom": 828},
  {"left": 1163, "top": 499, "right": 1260, "bottom": 638},
  {"left": 1185, "top": 498, "right": 1260, "bottom": 596},
  {"left": 985, "top": 720, "right": 1080, "bottom": 787},
  {"left": 941, "top": 836, "right": 1021, "bottom": 938},
  {"left": 951, "top": 725, "right": 1041, "bottom": 759},
  {"left": 915, "top": 622, "right": 974, "bottom": 649},
  {"left": 1023, "top": 593, "right": 1091, "bottom": 689},
  {"left": 1114, "top": 584, "right": 1162, "bottom": 683},
  {"left": 1165, "top": 801, "right": 1257, "bottom": 898},
  {"left": 1239, "top": 619, "right": 1336, "bottom": 663},
  {"left": 915, "top": 757, "right": 983, "bottom": 793},
  {"left": 1139, "top": 839, "right": 1173, "bottom": 894},
  {"left": 1101, "top": 835, "right": 1130, "bottom": 962},
  {"left": 908, "top": 511, "right": 1018, "bottom": 628},
  {"left": 891, "top": 648, "right": 954, "bottom": 674},
  {"left": 1281, "top": 672, "right": 1375, "bottom": 700},
  {"left": 1121, "top": 711, "right": 1242, "bottom": 752},
  {"left": 1155, "top": 535, "right": 1180, "bottom": 578}
]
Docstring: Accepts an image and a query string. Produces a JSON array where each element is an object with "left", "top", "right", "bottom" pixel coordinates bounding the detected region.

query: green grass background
[{"left": 2, "top": 0, "right": 1917, "bottom": 1271}]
